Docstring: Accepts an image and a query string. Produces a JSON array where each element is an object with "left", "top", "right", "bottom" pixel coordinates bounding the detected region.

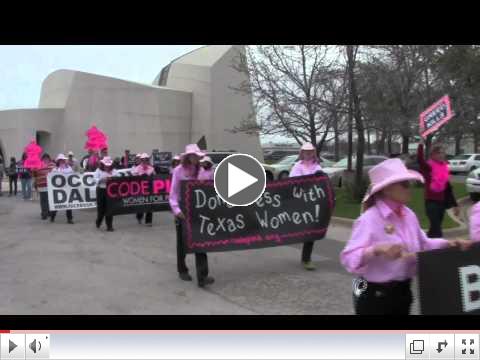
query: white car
[
  {"left": 449, "top": 154, "right": 480, "bottom": 174},
  {"left": 323, "top": 156, "right": 388, "bottom": 187},
  {"left": 466, "top": 168, "right": 480, "bottom": 201}
]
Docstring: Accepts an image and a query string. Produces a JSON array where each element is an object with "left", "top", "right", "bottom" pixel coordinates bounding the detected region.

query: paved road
[{"left": 0, "top": 196, "right": 359, "bottom": 315}]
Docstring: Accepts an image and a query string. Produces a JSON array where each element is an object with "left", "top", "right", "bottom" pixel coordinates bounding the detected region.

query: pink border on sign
[
  {"left": 184, "top": 176, "right": 334, "bottom": 251},
  {"left": 419, "top": 95, "right": 454, "bottom": 138}
]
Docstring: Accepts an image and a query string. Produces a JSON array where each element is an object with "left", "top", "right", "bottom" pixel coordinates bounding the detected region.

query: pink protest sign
[{"left": 419, "top": 95, "right": 454, "bottom": 138}]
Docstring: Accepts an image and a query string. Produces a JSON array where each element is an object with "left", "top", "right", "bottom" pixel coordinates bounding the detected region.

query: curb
[{"left": 331, "top": 196, "right": 472, "bottom": 237}]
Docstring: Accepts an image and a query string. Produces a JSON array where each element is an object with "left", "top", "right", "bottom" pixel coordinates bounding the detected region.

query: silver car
[
  {"left": 262, "top": 154, "right": 334, "bottom": 181},
  {"left": 323, "top": 155, "right": 388, "bottom": 187}
]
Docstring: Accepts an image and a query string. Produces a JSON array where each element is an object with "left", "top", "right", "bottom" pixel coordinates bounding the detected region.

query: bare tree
[{"left": 231, "top": 45, "right": 340, "bottom": 153}]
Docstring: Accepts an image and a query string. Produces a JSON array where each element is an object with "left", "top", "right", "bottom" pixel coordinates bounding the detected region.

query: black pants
[
  {"left": 39, "top": 191, "right": 53, "bottom": 219},
  {"left": 175, "top": 218, "right": 209, "bottom": 280},
  {"left": 353, "top": 279, "right": 412, "bottom": 315},
  {"left": 96, "top": 187, "right": 113, "bottom": 230},
  {"left": 302, "top": 241, "right": 314, "bottom": 262},
  {"left": 425, "top": 200, "right": 446, "bottom": 238},
  {"left": 51, "top": 210, "right": 73, "bottom": 221},
  {"left": 137, "top": 212, "right": 153, "bottom": 224},
  {"left": 9, "top": 175, "right": 17, "bottom": 195}
]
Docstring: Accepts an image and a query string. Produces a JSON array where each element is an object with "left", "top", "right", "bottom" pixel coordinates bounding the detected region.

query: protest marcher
[
  {"left": 169, "top": 144, "right": 214, "bottom": 288},
  {"left": 121, "top": 149, "right": 131, "bottom": 169},
  {"left": 0, "top": 156, "right": 4, "bottom": 196},
  {"left": 198, "top": 156, "right": 214, "bottom": 180},
  {"left": 135, "top": 153, "right": 141, "bottom": 166},
  {"left": 100, "top": 147, "right": 109, "bottom": 160},
  {"left": 112, "top": 157, "right": 122, "bottom": 170},
  {"left": 133, "top": 153, "right": 155, "bottom": 226},
  {"left": 417, "top": 140, "right": 459, "bottom": 238},
  {"left": 340, "top": 158, "right": 471, "bottom": 315},
  {"left": 470, "top": 201, "right": 480, "bottom": 242},
  {"left": 33, "top": 154, "right": 56, "bottom": 220},
  {"left": 67, "top": 151, "right": 80, "bottom": 172},
  {"left": 94, "top": 156, "right": 119, "bottom": 232},
  {"left": 170, "top": 155, "right": 181, "bottom": 174},
  {"left": 82, "top": 149, "right": 100, "bottom": 172},
  {"left": 50, "top": 154, "right": 74, "bottom": 224},
  {"left": 289, "top": 142, "right": 323, "bottom": 271},
  {"left": 18, "top": 153, "right": 33, "bottom": 200},
  {"left": 7, "top": 157, "right": 18, "bottom": 197}
]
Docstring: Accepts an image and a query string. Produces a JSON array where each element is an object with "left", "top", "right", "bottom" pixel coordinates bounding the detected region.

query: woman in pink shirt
[
  {"left": 198, "top": 156, "right": 214, "bottom": 180},
  {"left": 133, "top": 153, "right": 156, "bottom": 227},
  {"left": 470, "top": 202, "right": 480, "bottom": 242},
  {"left": 169, "top": 144, "right": 214, "bottom": 288},
  {"left": 340, "top": 158, "right": 471, "bottom": 315},
  {"left": 289, "top": 142, "right": 323, "bottom": 270}
]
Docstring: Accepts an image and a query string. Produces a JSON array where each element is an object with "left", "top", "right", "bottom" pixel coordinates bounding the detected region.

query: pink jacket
[
  {"left": 289, "top": 160, "right": 322, "bottom": 177},
  {"left": 133, "top": 164, "right": 155, "bottom": 176},
  {"left": 470, "top": 202, "right": 480, "bottom": 242},
  {"left": 198, "top": 168, "right": 214, "bottom": 180},
  {"left": 169, "top": 165, "right": 199, "bottom": 216},
  {"left": 340, "top": 199, "right": 449, "bottom": 283}
]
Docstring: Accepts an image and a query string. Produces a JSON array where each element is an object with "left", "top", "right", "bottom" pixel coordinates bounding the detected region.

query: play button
[{"left": 214, "top": 154, "right": 266, "bottom": 206}]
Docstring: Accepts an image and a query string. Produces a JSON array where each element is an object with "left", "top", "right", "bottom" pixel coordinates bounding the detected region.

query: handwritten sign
[
  {"left": 105, "top": 174, "right": 171, "bottom": 215},
  {"left": 180, "top": 174, "right": 335, "bottom": 253},
  {"left": 419, "top": 95, "right": 454, "bottom": 138},
  {"left": 418, "top": 244, "right": 480, "bottom": 314}
]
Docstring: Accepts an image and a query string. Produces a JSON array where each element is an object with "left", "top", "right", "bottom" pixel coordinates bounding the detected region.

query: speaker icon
[{"left": 29, "top": 339, "right": 41, "bottom": 354}]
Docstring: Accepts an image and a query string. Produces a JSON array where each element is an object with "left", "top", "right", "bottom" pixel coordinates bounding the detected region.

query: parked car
[
  {"left": 449, "top": 154, "right": 480, "bottom": 174},
  {"left": 262, "top": 155, "right": 334, "bottom": 181},
  {"left": 466, "top": 168, "right": 480, "bottom": 201},
  {"left": 323, "top": 155, "right": 388, "bottom": 187}
]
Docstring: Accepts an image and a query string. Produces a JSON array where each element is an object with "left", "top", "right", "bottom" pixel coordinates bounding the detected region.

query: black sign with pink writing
[
  {"left": 106, "top": 174, "right": 171, "bottom": 215},
  {"left": 180, "top": 174, "right": 335, "bottom": 253}
]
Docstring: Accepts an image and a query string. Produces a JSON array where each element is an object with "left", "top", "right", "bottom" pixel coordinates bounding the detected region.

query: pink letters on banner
[{"left": 419, "top": 95, "right": 454, "bottom": 138}]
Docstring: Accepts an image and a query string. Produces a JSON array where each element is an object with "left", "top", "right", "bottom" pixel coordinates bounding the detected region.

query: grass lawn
[{"left": 333, "top": 182, "right": 469, "bottom": 230}]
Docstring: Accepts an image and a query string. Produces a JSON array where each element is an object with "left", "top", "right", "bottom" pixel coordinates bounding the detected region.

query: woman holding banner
[
  {"left": 341, "top": 158, "right": 471, "bottom": 315},
  {"left": 33, "top": 153, "right": 56, "bottom": 220},
  {"left": 289, "top": 142, "right": 323, "bottom": 271},
  {"left": 198, "top": 156, "right": 214, "bottom": 180},
  {"left": 417, "top": 140, "right": 459, "bottom": 238},
  {"left": 133, "top": 153, "right": 156, "bottom": 227},
  {"left": 50, "top": 154, "right": 74, "bottom": 224},
  {"left": 94, "top": 156, "right": 119, "bottom": 232},
  {"left": 169, "top": 144, "right": 214, "bottom": 288}
]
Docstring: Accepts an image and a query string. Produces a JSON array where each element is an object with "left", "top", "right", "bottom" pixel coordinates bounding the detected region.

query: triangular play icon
[
  {"left": 227, "top": 163, "right": 258, "bottom": 198},
  {"left": 9, "top": 340, "right": 17, "bottom": 353}
]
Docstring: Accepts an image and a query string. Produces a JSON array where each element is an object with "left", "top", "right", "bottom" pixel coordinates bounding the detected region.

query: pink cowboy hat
[
  {"left": 300, "top": 142, "right": 315, "bottom": 151},
  {"left": 139, "top": 153, "right": 150, "bottom": 160},
  {"left": 362, "top": 158, "right": 424, "bottom": 204},
  {"left": 100, "top": 156, "right": 113, "bottom": 167},
  {"left": 181, "top": 144, "right": 205, "bottom": 158}
]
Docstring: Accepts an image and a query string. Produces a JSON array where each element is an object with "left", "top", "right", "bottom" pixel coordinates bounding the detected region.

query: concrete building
[{"left": 0, "top": 45, "right": 263, "bottom": 162}]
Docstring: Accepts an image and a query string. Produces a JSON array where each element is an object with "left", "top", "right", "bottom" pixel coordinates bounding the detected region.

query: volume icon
[{"left": 29, "top": 339, "right": 41, "bottom": 354}]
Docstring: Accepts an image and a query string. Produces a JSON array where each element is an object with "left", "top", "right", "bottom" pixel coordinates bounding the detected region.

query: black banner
[
  {"left": 180, "top": 174, "right": 335, "bottom": 253},
  {"left": 105, "top": 174, "right": 171, "bottom": 216},
  {"left": 418, "top": 244, "right": 480, "bottom": 315}
]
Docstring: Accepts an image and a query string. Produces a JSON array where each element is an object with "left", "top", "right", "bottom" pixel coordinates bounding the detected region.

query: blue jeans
[{"left": 21, "top": 178, "right": 32, "bottom": 199}]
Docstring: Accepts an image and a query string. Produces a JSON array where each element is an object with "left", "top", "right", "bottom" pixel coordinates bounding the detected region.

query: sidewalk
[{"left": 0, "top": 197, "right": 354, "bottom": 314}]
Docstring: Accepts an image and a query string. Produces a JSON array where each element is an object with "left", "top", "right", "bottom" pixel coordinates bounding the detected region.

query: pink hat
[
  {"left": 100, "top": 156, "right": 113, "bottom": 167},
  {"left": 200, "top": 156, "right": 214, "bottom": 164},
  {"left": 139, "top": 153, "right": 150, "bottom": 160},
  {"left": 182, "top": 144, "right": 205, "bottom": 158},
  {"left": 300, "top": 142, "right": 315, "bottom": 151},
  {"left": 362, "top": 158, "right": 424, "bottom": 204},
  {"left": 173, "top": 155, "right": 181, "bottom": 161}
]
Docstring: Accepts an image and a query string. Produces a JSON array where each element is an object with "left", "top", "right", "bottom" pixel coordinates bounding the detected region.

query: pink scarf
[{"left": 427, "top": 159, "right": 450, "bottom": 192}]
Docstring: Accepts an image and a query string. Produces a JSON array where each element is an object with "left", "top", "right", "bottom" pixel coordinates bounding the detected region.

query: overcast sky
[{"left": 0, "top": 45, "right": 203, "bottom": 110}]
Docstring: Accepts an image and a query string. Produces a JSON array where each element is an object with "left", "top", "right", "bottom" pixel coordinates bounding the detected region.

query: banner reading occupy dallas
[{"left": 180, "top": 174, "right": 335, "bottom": 253}]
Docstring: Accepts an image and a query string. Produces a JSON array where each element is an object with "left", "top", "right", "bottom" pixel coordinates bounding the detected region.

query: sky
[{"left": 0, "top": 45, "right": 203, "bottom": 110}]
